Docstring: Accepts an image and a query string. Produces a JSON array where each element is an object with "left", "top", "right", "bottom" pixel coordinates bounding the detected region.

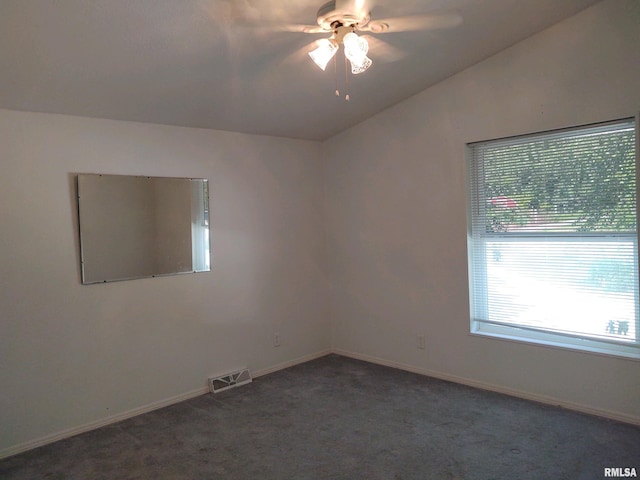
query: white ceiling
[{"left": 0, "top": 0, "right": 601, "bottom": 140}]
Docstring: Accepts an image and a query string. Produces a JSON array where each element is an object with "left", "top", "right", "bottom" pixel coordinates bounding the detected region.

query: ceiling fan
[{"left": 292, "top": 0, "right": 463, "bottom": 75}]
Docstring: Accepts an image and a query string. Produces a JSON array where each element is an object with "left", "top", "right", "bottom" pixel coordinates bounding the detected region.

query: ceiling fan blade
[
  {"left": 203, "top": 1, "right": 331, "bottom": 32},
  {"left": 360, "top": 13, "right": 462, "bottom": 33},
  {"left": 276, "top": 24, "right": 331, "bottom": 34},
  {"left": 361, "top": 35, "right": 407, "bottom": 63}
]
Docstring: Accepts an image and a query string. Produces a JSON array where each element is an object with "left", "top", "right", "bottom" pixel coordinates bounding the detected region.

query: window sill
[{"left": 471, "top": 321, "right": 640, "bottom": 361}]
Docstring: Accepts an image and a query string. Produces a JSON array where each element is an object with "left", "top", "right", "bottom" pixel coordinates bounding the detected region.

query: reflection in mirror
[{"left": 77, "top": 174, "right": 210, "bottom": 284}]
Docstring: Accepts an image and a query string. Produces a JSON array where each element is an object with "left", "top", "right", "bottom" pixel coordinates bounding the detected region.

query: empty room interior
[{"left": 1, "top": 0, "right": 640, "bottom": 478}]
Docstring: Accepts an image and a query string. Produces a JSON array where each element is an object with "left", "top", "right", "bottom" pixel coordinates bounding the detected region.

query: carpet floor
[{"left": 1, "top": 354, "right": 639, "bottom": 479}]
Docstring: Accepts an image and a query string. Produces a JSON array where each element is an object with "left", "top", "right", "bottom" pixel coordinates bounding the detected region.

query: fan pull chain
[
  {"left": 344, "top": 53, "right": 350, "bottom": 101},
  {"left": 334, "top": 54, "right": 339, "bottom": 97},
  {"left": 331, "top": 49, "right": 351, "bottom": 102}
]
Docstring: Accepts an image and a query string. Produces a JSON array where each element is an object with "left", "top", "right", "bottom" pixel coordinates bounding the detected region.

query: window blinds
[{"left": 468, "top": 119, "right": 638, "bottom": 347}]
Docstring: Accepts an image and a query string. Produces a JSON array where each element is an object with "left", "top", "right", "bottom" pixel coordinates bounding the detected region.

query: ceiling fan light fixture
[
  {"left": 342, "top": 32, "right": 372, "bottom": 74},
  {"left": 308, "top": 38, "right": 338, "bottom": 71},
  {"left": 348, "top": 54, "right": 372, "bottom": 74}
]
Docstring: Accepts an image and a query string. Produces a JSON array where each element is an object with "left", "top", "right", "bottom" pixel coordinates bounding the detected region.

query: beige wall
[
  {"left": 324, "top": 0, "right": 640, "bottom": 423},
  {"left": 0, "top": 112, "right": 329, "bottom": 454}
]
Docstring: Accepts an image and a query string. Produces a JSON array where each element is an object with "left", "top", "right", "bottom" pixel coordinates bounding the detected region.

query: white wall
[
  {"left": 0, "top": 111, "right": 330, "bottom": 455},
  {"left": 324, "top": 0, "right": 640, "bottom": 423}
]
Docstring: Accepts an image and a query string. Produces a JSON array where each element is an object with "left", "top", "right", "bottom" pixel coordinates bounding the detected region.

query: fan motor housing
[{"left": 316, "top": 0, "right": 370, "bottom": 29}]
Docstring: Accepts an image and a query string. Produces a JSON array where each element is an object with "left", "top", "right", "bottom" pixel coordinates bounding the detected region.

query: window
[{"left": 467, "top": 118, "right": 640, "bottom": 359}]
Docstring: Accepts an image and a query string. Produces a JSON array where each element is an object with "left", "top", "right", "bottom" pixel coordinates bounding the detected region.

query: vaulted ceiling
[{"left": 0, "top": 0, "right": 601, "bottom": 140}]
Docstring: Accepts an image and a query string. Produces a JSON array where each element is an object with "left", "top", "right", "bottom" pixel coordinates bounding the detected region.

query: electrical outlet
[
  {"left": 273, "top": 332, "right": 281, "bottom": 347},
  {"left": 417, "top": 335, "right": 426, "bottom": 350}
]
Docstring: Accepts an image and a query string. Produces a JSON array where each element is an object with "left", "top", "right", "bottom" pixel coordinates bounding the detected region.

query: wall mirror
[{"left": 77, "top": 174, "right": 210, "bottom": 284}]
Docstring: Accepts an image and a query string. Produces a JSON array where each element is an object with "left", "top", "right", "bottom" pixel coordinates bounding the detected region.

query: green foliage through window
[{"left": 480, "top": 125, "right": 636, "bottom": 233}]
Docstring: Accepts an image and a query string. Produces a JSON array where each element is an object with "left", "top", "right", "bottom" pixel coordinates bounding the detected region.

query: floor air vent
[{"left": 208, "top": 368, "right": 252, "bottom": 393}]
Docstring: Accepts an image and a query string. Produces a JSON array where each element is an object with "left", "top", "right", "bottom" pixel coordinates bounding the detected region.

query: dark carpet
[{"left": 1, "top": 354, "right": 639, "bottom": 479}]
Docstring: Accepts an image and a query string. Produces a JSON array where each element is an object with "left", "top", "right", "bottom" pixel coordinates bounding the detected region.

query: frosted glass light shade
[
  {"left": 342, "top": 32, "right": 372, "bottom": 74},
  {"left": 342, "top": 32, "right": 366, "bottom": 54},
  {"left": 308, "top": 39, "right": 338, "bottom": 71},
  {"left": 348, "top": 54, "right": 372, "bottom": 74}
]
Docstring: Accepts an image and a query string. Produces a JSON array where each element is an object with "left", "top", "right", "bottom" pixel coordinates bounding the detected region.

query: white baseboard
[
  {"left": 252, "top": 349, "right": 333, "bottom": 378},
  {"left": 333, "top": 348, "right": 640, "bottom": 427},
  {"left": 0, "top": 349, "right": 333, "bottom": 460},
  {"left": 0, "top": 386, "right": 209, "bottom": 460}
]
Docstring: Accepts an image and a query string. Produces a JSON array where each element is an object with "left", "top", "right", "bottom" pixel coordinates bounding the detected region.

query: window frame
[{"left": 466, "top": 116, "right": 640, "bottom": 360}]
